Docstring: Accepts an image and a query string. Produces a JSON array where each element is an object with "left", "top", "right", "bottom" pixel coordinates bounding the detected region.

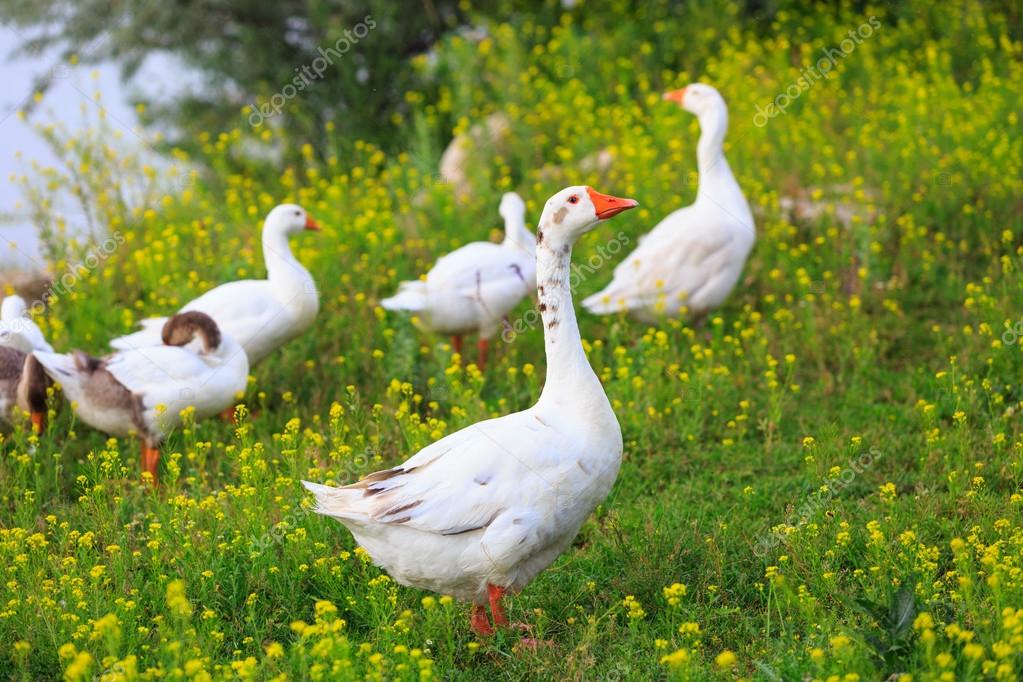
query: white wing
[
  {"left": 104, "top": 346, "right": 212, "bottom": 397},
  {"left": 314, "top": 410, "right": 574, "bottom": 537},
  {"left": 434, "top": 243, "right": 534, "bottom": 307},
  {"left": 584, "top": 207, "right": 741, "bottom": 313}
]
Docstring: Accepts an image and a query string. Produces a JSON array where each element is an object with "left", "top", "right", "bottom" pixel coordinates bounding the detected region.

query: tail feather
[
  {"left": 380, "top": 281, "right": 429, "bottom": 312},
  {"left": 110, "top": 317, "right": 167, "bottom": 350},
  {"left": 32, "top": 351, "right": 78, "bottom": 379},
  {"left": 302, "top": 480, "right": 364, "bottom": 520},
  {"left": 32, "top": 351, "right": 90, "bottom": 404}
]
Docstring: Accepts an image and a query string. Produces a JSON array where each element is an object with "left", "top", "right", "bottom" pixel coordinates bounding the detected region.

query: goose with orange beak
[
  {"left": 305, "top": 186, "right": 636, "bottom": 639},
  {"left": 584, "top": 83, "right": 755, "bottom": 324},
  {"left": 111, "top": 203, "right": 321, "bottom": 366}
]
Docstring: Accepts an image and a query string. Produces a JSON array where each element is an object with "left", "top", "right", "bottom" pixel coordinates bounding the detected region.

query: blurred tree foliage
[
  {"left": 0, "top": 0, "right": 493, "bottom": 160},
  {"left": 1, "top": 0, "right": 1019, "bottom": 167}
]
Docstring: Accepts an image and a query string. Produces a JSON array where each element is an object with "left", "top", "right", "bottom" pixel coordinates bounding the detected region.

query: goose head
[
  {"left": 499, "top": 192, "right": 526, "bottom": 222},
  {"left": 162, "top": 311, "right": 222, "bottom": 354},
  {"left": 1, "top": 295, "right": 27, "bottom": 320},
  {"left": 264, "top": 203, "right": 320, "bottom": 237},
  {"left": 663, "top": 82, "right": 727, "bottom": 119},
  {"left": 538, "top": 186, "right": 638, "bottom": 246}
]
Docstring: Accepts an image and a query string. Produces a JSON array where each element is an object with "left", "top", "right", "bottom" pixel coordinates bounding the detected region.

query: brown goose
[
  {"left": 0, "top": 347, "right": 49, "bottom": 434},
  {"left": 34, "top": 311, "right": 249, "bottom": 480}
]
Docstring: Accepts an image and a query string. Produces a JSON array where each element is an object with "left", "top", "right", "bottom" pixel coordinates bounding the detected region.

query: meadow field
[{"left": 1, "top": 1, "right": 1022, "bottom": 679}]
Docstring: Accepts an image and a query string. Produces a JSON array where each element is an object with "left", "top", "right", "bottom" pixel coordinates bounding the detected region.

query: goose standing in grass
[
  {"left": 583, "top": 84, "right": 755, "bottom": 323},
  {"left": 110, "top": 204, "right": 320, "bottom": 365},
  {"left": 305, "top": 186, "right": 636, "bottom": 637},
  {"left": 0, "top": 348, "right": 49, "bottom": 433},
  {"left": 0, "top": 295, "right": 54, "bottom": 353},
  {"left": 36, "top": 312, "right": 248, "bottom": 480},
  {"left": 381, "top": 192, "right": 535, "bottom": 370}
]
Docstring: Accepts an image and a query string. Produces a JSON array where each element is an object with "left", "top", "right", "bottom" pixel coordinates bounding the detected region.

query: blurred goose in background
[
  {"left": 36, "top": 312, "right": 248, "bottom": 480},
  {"left": 381, "top": 192, "right": 535, "bottom": 370},
  {"left": 583, "top": 83, "right": 755, "bottom": 323},
  {"left": 0, "top": 295, "right": 54, "bottom": 353},
  {"left": 0, "top": 347, "right": 49, "bottom": 433},
  {"left": 110, "top": 203, "right": 320, "bottom": 365},
  {"left": 305, "top": 186, "right": 636, "bottom": 638},
  {"left": 439, "top": 113, "right": 511, "bottom": 203}
]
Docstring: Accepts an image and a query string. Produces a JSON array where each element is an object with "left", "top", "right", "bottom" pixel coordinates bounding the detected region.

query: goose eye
[
  {"left": 568, "top": 195, "right": 579, "bottom": 204},
  {"left": 294, "top": 210, "right": 301, "bottom": 216}
]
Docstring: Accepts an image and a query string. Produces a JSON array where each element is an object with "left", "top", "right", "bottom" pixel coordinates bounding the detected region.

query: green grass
[{"left": 2, "top": 1, "right": 1022, "bottom": 679}]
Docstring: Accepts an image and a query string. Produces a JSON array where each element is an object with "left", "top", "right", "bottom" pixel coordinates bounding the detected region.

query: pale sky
[{"left": 0, "top": 24, "right": 155, "bottom": 269}]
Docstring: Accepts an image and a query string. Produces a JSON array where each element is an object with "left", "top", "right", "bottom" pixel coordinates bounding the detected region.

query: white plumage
[
  {"left": 382, "top": 192, "right": 535, "bottom": 342},
  {"left": 583, "top": 83, "right": 755, "bottom": 322},
  {"left": 0, "top": 295, "right": 54, "bottom": 353},
  {"left": 110, "top": 204, "right": 320, "bottom": 365},
  {"left": 305, "top": 186, "right": 637, "bottom": 634},
  {"left": 35, "top": 312, "right": 248, "bottom": 479}
]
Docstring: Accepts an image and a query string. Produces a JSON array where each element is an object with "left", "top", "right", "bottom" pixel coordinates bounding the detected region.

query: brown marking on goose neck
[
  {"left": 552, "top": 207, "right": 568, "bottom": 224},
  {"left": 538, "top": 302, "right": 547, "bottom": 312},
  {"left": 162, "top": 311, "right": 222, "bottom": 352},
  {"left": 537, "top": 229, "right": 544, "bottom": 245}
]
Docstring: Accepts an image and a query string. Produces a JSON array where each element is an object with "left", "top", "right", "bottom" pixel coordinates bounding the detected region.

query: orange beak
[
  {"left": 586, "top": 188, "right": 639, "bottom": 220},
  {"left": 305, "top": 215, "right": 321, "bottom": 231},
  {"left": 662, "top": 87, "right": 687, "bottom": 105}
]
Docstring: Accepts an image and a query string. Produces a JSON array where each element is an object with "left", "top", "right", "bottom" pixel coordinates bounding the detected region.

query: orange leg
[
  {"left": 451, "top": 335, "right": 463, "bottom": 356},
  {"left": 476, "top": 338, "right": 489, "bottom": 371},
  {"left": 30, "top": 411, "right": 45, "bottom": 435},
  {"left": 219, "top": 406, "right": 236, "bottom": 423},
  {"left": 141, "top": 444, "right": 160, "bottom": 483},
  {"left": 470, "top": 603, "right": 493, "bottom": 636},
  {"left": 488, "top": 583, "right": 508, "bottom": 628}
]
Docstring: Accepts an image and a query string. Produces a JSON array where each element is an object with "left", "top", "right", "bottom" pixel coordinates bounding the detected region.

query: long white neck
[
  {"left": 262, "top": 225, "right": 317, "bottom": 311},
  {"left": 694, "top": 104, "right": 732, "bottom": 192},
  {"left": 501, "top": 212, "right": 534, "bottom": 254},
  {"left": 1, "top": 297, "right": 25, "bottom": 321},
  {"left": 693, "top": 104, "right": 755, "bottom": 234},
  {"left": 534, "top": 229, "right": 604, "bottom": 407}
]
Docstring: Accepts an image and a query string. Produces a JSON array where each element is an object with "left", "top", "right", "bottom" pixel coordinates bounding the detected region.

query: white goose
[
  {"left": 305, "top": 187, "right": 636, "bottom": 636},
  {"left": 381, "top": 192, "right": 535, "bottom": 370},
  {"left": 110, "top": 204, "right": 320, "bottom": 365},
  {"left": 583, "top": 84, "right": 755, "bottom": 323},
  {"left": 35, "top": 311, "right": 249, "bottom": 479},
  {"left": 0, "top": 295, "right": 54, "bottom": 353}
]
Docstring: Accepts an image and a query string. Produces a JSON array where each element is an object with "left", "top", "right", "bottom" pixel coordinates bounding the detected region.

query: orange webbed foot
[{"left": 470, "top": 603, "right": 493, "bottom": 636}]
